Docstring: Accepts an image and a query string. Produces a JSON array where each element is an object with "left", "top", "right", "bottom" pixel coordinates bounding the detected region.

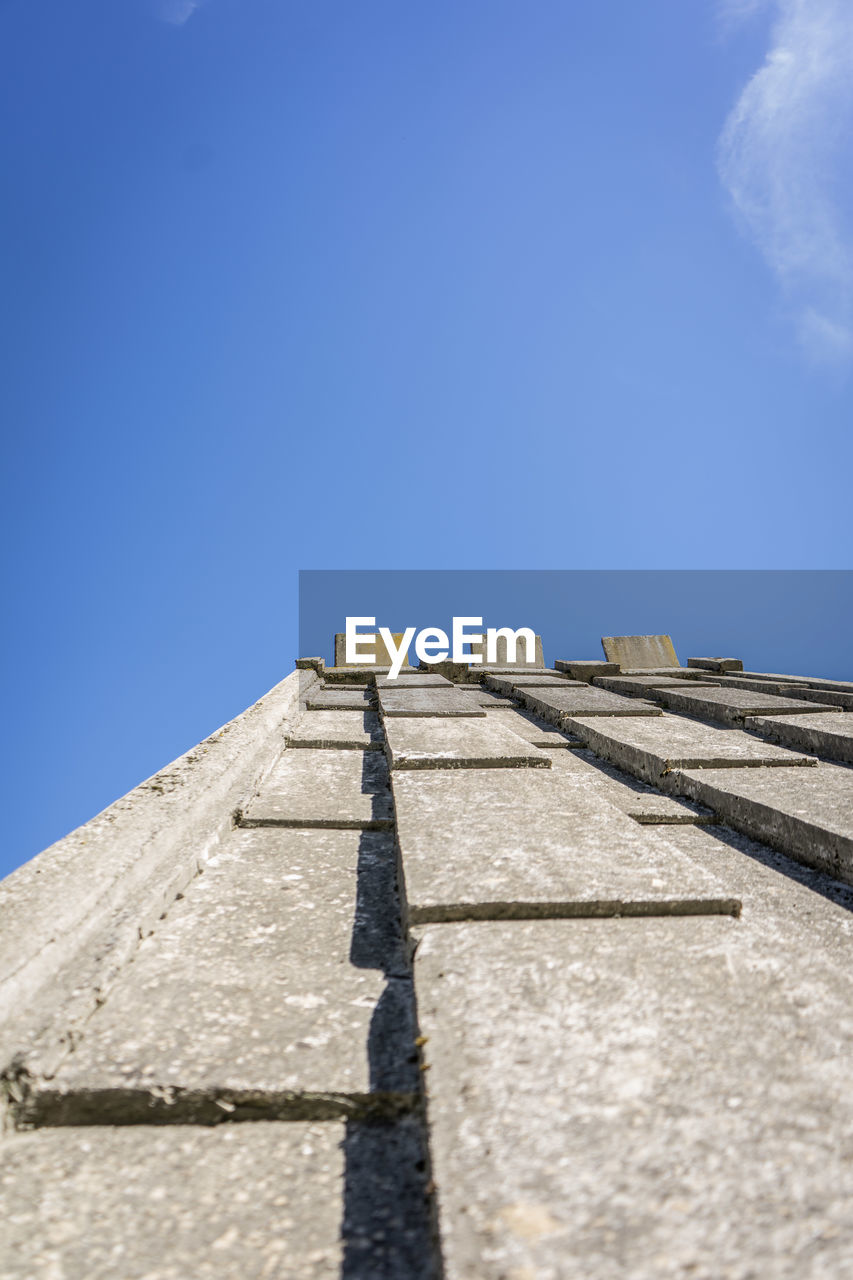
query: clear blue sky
[{"left": 2, "top": 1, "right": 851, "bottom": 876}]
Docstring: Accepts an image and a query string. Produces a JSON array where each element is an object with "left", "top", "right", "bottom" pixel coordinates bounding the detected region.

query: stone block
[
  {"left": 374, "top": 672, "right": 452, "bottom": 688},
  {"left": 287, "top": 711, "right": 384, "bottom": 750},
  {"left": 485, "top": 707, "right": 584, "bottom": 747},
  {"left": 241, "top": 748, "right": 393, "bottom": 829},
  {"left": 655, "top": 684, "right": 840, "bottom": 725},
  {"left": 601, "top": 633, "right": 679, "bottom": 668},
  {"left": 746, "top": 711, "right": 853, "bottom": 765},
  {"left": 377, "top": 688, "right": 486, "bottom": 718},
  {"left": 334, "top": 633, "right": 413, "bottom": 668},
  {"left": 1, "top": 1123, "right": 347, "bottom": 1279},
  {"left": 687, "top": 656, "right": 744, "bottom": 672},
  {"left": 468, "top": 632, "right": 545, "bottom": 668},
  {"left": 454, "top": 687, "right": 517, "bottom": 707},
  {"left": 555, "top": 659, "right": 620, "bottom": 681},
  {"left": 393, "top": 770, "right": 735, "bottom": 921},
  {"left": 565, "top": 713, "right": 817, "bottom": 785},
  {"left": 674, "top": 763, "right": 853, "bottom": 885},
  {"left": 414, "top": 917, "right": 853, "bottom": 1280},
  {"left": 546, "top": 747, "right": 715, "bottom": 823},
  {"left": 26, "top": 828, "right": 415, "bottom": 1120},
  {"left": 738, "top": 671, "right": 853, "bottom": 695},
  {"left": 483, "top": 673, "right": 579, "bottom": 695},
  {"left": 383, "top": 718, "right": 551, "bottom": 771},
  {"left": 307, "top": 688, "right": 375, "bottom": 711},
  {"left": 521, "top": 685, "right": 662, "bottom": 723}
]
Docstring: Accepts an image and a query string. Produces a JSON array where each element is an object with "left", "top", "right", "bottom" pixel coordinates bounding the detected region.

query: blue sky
[{"left": 2, "top": 0, "right": 851, "bottom": 876}]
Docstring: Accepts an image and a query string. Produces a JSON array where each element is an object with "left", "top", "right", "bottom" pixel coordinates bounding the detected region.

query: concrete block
[
  {"left": 322, "top": 666, "right": 385, "bottom": 684},
  {"left": 555, "top": 659, "right": 620, "bottom": 681},
  {"left": 241, "top": 748, "right": 393, "bottom": 829},
  {"left": 383, "top": 718, "right": 551, "bottom": 770},
  {"left": 453, "top": 687, "right": 517, "bottom": 707},
  {"left": 377, "top": 687, "right": 486, "bottom": 718},
  {"left": 393, "top": 770, "right": 736, "bottom": 921},
  {"left": 414, "top": 917, "right": 853, "bottom": 1280},
  {"left": 25, "top": 828, "right": 415, "bottom": 1120},
  {"left": 687, "top": 656, "right": 744, "bottom": 672},
  {"left": 565, "top": 713, "right": 817, "bottom": 785},
  {"left": 374, "top": 672, "right": 452, "bottom": 688},
  {"left": 485, "top": 707, "right": 584, "bottom": 748},
  {"left": 594, "top": 675, "right": 720, "bottom": 697},
  {"left": 295, "top": 655, "right": 325, "bottom": 673},
  {"left": 287, "top": 711, "right": 384, "bottom": 750},
  {"left": 1, "top": 1123, "right": 347, "bottom": 1279},
  {"left": 655, "top": 684, "right": 840, "bottom": 725},
  {"left": 521, "top": 685, "right": 662, "bottom": 724},
  {"left": 307, "top": 688, "right": 375, "bottom": 711},
  {"left": 546, "top": 747, "right": 715, "bottom": 823},
  {"left": 746, "top": 711, "right": 853, "bottom": 765},
  {"left": 738, "top": 671, "right": 853, "bottom": 695},
  {"left": 601, "top": 633, "right": 679, "bottom": 668},
  {"left": 468, "top": 633, "right": 545, "bottom": 668},
  {"left": 483, "top": 673, "right": 578, "bottom": 695},
  {"left": 334, "top": 633, "right": 413, "bottom": 668},
  {"left": 674, "top": 763, "right": 853, "bottom": 885}
]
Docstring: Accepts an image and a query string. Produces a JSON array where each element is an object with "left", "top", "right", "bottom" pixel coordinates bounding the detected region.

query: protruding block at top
[
  {"left": 601, "top": 634, "right": 679, "bottom": 670},
  {"left": 334, "top": 632, "right": 413, "bottom": 668}
]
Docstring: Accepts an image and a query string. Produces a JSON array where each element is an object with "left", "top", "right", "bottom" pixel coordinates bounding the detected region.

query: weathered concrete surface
[
  {"left": 0, "top": 669, "right": 315, "bottom": 1074},
  {"left": 483, "top": 673, "right": 577, "bottom": 695},
  {"left": 521, "top": 685, "right": 662, "bottom": 723},
  {"left": 594, "top": 675, "right": 720, "bottom": 697},
  {"left": 393, "top": 770, "right": 735, "bottom": 920},
  {"left": 374, "top": 672, "right": 452, "bottom": 688},
  {"left": 687, "top": 656, "right": 744, "bottom": 672},
  {"left": 738, "top": 671, "right": 853, "bottom": 695},
  {"left": 555, "top": 659, "right": 620, "bottom": 681},
  {"left": 1, "top": 1122, "right": 348, "bottom": 1279},
  {"left": 453, "top": 687, "right": 517, "bottom": 707},
  {"left": 708, "top": 676, "right": 853, "bottom": 710},
  {"left": 746, "top": 712, "right": 853, "bottom": 765},
  {"left": 546, "top": 747, "right": 715, "bottom": 823},
  {"left": 307, "top": 688, "right": 375, "bottom": 711},
  {"left": 377, "top": 687, "right": 486, "bottom": 718},
  {"left": 383, "top": 718, "right": 551, "bottom": 770},
  {"left": 322, "top": 665, "right": 389, "bottom": 684},
  {"left": 485, "top": 707, "right": 584, "bottom": 748},
  {"left": 415, "top": 917, "right": 853, "bottom": 1280},
  {"left": 468, "top": 633, "right": 545, "bottom": 668},
  {"left": 241, "top": 748, "right": 393, "bottom": 829},
  {"left": 675, "top": 764, "right": 853, "bottom": 885},
  {"left": 334, "top": 633, "right": 413, "bottom": 668},
  {"left": 601, "top": 633, "right": 679, "bottom": 668},
  {"left": 655, "top": 684, "right": 840, "bottom": 725},
  {"left": 287, "top": 710, "right": 384, "bottom": 750},
  {"left": 23, "top": 828, "right": 415, "bottom": 1119},
  {"left": 566, "top": 713, "right": 817, "bottom": 785}
]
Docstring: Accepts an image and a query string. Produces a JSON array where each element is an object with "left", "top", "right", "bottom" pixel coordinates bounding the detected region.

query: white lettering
[
  {"left": 452, "top": 616, "right": 484, "bottom": 664},
  {"left": 379, "top": 626, "right": 417, "bottom": 680},
  {"left": 346, "top": 617, "right": 376, "bottom": 665},
  {"left": 415, "top": 628, "right": 449, "bottom": 665},
  {"left": 486, "top": 626, "right": 536, "bottom": 664}
]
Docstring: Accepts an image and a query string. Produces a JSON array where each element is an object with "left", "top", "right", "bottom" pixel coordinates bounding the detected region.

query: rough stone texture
[
  {"left": 687, "top": 657, "right": 743, "bottom": 672},
  {"left": 655, "top": 684, "right": 840, "bottom": 725},
  {"left": 675, "top": 763, "right": 853, "bottom": 885},
  {"left": 334, "top": 633, "right": 413, "bottom": 668},
  {"left": 565, "top": 713, "right": 817, "bottom": 785},
  {"left": 601, "top": 633, "right": 679, "bottom": 668},
  {"left": 483, "top": 673, "right": 577, "bottom": 694},
  {"left": 594, "top": 675, "right": 720, "bottom": 697},
  {"left": 414, "top": 917, "right": 853, "bottom": 1280},
  {"left": 377, "top": 687, "right": 486, "bottom": 718},
  {"left": 746, "top": 712, "right": 853, "bottom": 765},
  {"left": 322, "top": 665, "right": 388, "bottom": 684},
  {"left": 241, "top": 748, "right": 393, "bottom": 829},
  {"left": 546, "top": 747, "right": 715, "bottom": 823},
  {"left": 383, "top": 717, "right": 551, "bottom": 771},
  {"left": 485, "top": 707, "right": 584, "bottom": 747},
  {"left": 392, "top": 770, "right": 735, "bottom": 920},
  {"left": 521, "top": 685, "right": 662, "bottom": 723},
  {"left": 453, "top": 687, "right": 517, "bottom": 707},
  {"left": 0, "top": 1123, "right": 348, "bottom": 1280},
  {"left": 468, "top": 632, "right": 545, "bottom": 668},
  {"left": 555, "top": 659, "right": 620, "bottom": 681},
  {"left": 287, "top": 710, "right": 384, "bottom": 750},
  {"left": 374, "top": 672, "right": 452, "bottom": 688},
  {"left": 0, "top": 668, "right": 315, "bottom": 1073},
  {"left": 705, "top": 677, "right": 853, "bottom": 711},
  {"left": 738, "top": 671, "right": 853, "bottom": 695},
  {"left": 306, "top": 688, "right": 375, "bottom": 711},
  {"left": 26, "top": 828, "right": 415, "bottom": 1119}
]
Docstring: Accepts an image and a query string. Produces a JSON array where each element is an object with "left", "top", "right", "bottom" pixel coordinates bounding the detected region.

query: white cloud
[
  {"left": 159, "top": 0, "right": 207, "bottom": 25},
  {"left": 718, "top": 0, "right": 853, "bottom": 361}
]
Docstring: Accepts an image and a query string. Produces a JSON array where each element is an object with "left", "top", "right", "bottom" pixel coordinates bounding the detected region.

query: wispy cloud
[
  {"left": 159, "top": 0, "right": 207, "bottom": 26},
  {"left": 718, "top": 0, "right": 853, "bottom": 361}
]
